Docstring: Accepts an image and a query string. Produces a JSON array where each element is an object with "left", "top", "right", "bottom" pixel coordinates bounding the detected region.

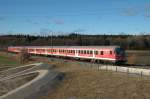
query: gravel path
[{"left": 0, "top": 73, "right": 37, "bottom": 96}]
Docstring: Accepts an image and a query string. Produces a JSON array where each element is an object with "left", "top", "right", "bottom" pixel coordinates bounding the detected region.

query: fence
[{"left": 76, "top": 61, "right": 150, "bottom": 77}]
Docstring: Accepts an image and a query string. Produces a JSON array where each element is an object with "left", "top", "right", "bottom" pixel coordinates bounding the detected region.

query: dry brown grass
[
  {"left": 40, "top": 60, "right": 150, "bottom": 99},
  {"left": 127, "top": 54, "right": 137, "bottom": 64}
]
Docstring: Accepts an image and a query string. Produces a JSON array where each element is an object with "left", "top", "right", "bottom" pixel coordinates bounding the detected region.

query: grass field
[
  {"left": 0, "top": 52, "right": 19, "bottom": 66},
  {"left": 40, "top": 60, "right": 150, "bottom": 99},
  {"left": 126, "top": 50, "right": 150, "bottom": 64}
]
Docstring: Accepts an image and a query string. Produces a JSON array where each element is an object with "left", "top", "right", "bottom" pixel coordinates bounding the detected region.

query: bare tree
[{"left": 18, "top": 48, "right": 30, "bottom": 64}]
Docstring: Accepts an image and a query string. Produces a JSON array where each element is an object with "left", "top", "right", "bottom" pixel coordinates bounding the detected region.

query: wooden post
[
  {"left": 98, "top": 64, "right": 99, "bottom": 71},
  {"left": 140, "top": 71, "right": 143, "bottom": 77},
  {"left": 127, "top": 68, "right": 129, "bottom": 75}
]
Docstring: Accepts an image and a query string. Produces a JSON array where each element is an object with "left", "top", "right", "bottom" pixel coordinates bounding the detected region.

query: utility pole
[
  {"left": 51, "top": 31, "right": 53, "bottom": 55},
  {"left": 51, "top": 31, "right": 53, "bottom": 47}
]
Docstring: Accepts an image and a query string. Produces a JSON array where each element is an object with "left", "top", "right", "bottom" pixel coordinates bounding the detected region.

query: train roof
[{"left": 9, "top": 46, "right": 120, "bottom": 49}]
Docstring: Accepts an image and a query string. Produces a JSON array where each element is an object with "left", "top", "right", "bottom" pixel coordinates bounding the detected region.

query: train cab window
[
  {"left": 115, "top": 48, "right": 125, "bottom": 56},
  {"left": 101, "top": 51, "right": 103, "bottom": 55}
]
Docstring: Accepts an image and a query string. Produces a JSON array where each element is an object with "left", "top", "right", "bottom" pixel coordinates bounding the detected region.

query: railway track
[
  {"left": 32, "top": 55, "right": 150, "bottom": 69},
  {"left": 4, "top": 51, "right": 150, "bottom": 70}
]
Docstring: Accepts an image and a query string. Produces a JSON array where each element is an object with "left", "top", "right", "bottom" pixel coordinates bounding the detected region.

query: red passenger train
[{"left": 8, "top": 46, "right": 127, "bottom": 64}]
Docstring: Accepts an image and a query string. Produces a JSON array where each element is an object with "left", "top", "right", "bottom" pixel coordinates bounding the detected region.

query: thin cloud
[
  {"left": 144, "top": 4, "right": 150, "bottom": 11},
  {"left": 143, "top": 4, "right": 150, "bottom": 18},
  {"left": 144, "top": 13, "right": 150, "bottom": 18},
  {"left": 53, "top": 19, "right": 64, "bottom": 25},
  {"left": 122, "top": 7, "right": 138, "bottom": 16}
]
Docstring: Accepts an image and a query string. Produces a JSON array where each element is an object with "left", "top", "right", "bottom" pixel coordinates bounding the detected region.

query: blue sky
[{"left": 0, "top": 0, "right": 150, "bottom": 35}]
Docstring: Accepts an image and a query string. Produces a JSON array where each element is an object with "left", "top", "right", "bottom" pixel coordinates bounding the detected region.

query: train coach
[{"left": 8, "top": 46, "right": 127, "bottom": 64}]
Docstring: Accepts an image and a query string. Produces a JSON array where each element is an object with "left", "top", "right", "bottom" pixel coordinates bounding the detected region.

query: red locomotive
[{"left": 8, "top": 46, "right": 127, "bottom": 64}]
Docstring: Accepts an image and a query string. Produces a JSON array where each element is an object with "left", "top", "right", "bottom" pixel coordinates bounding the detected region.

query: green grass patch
[{"left": 0, "top": 55, "right": 19, "bottom": 65}]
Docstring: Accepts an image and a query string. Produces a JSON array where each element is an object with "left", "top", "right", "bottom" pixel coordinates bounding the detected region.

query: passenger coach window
[
  {"left": 101, "top": 51, "right": 103, "bottom": 55},
  {"left": 73, "top": 50, "right": 75, "bottom": 53},
  {"left": 87, "top": 51, "right": 89, "bottom": 54},
  {"left": 78, "top": 50, "right": 80, "bottom": 54},
  {"left": 81, "top": 50, "right": 83, "bottom": 54},
  {"left": 90, "top": 51, "right": 93, "bottom": 54},
  {"left": 110, "top": 51, "right": 112, "bottom": 54},
  {"left": 95, "top": 51, "right": 98, "bottom": 55}
]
